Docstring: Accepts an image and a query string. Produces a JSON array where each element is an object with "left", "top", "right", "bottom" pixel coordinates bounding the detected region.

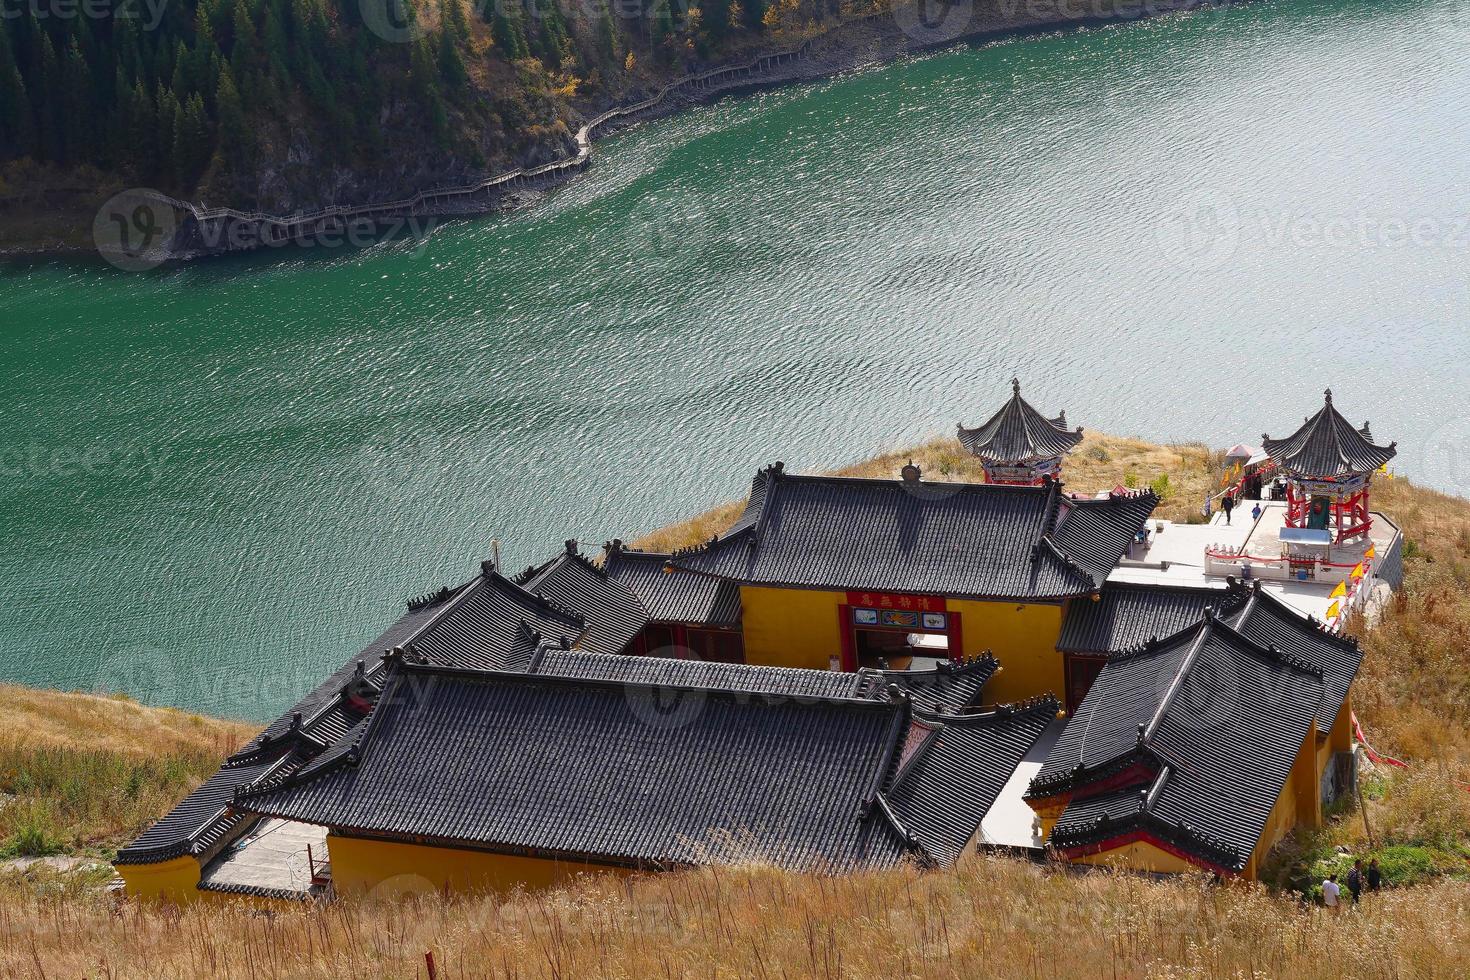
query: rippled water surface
[{"left": 3, "top": 0, "right": 1468, "bottom": 718}]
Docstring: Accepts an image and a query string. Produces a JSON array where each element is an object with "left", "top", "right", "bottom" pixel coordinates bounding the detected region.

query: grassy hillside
[
  {"left": 4, "top": 855, "right": 1470, "bottom": 978},
  {"left": 0, "top": 687, "right": 254, "bottom": 858},
  {"left": 3, "top": 431, "right": 1469, "bottom": 977}
]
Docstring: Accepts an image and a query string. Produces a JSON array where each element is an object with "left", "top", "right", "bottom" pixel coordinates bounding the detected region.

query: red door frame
[{"left": 837, "top": 599, "right": 960, "bottom": 673}]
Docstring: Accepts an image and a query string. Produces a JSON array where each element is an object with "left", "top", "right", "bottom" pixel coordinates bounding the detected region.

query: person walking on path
[
  {"left": 1367, "top": 858, "right": 1382, "bottom": 893},
  {"left": 1347, "top": 860, "right": 1363, "bottom": 904},
  {"left": 1251, "top": 502, "right": 1262, "bottom": 522},
  {"left": 1322, "top": 874, "right": 1341, "bottom": 910},
  {"left": 1222, "top": 493, "right": 1235, "bottom": 525}
]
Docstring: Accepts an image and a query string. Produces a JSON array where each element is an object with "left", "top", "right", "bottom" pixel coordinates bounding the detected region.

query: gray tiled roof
[
  {"left": 532, "top": 648, "right": 869, "bottom": 700},
  {"left": 1058, "top": 580, "right": 1361, "bottom": 730},
  {"left": 117, "top": 571, "right": 582, "bottom": 868},
  {"left": 517, "top": 544, "right": 650, "bottom": 655},
  {"left": 408, "top": 571, "right": 585, "bottom": 671},
  {"left": 866, "top": 655, "right": 999, "bottom": 714},
  {"left": 1262, "top": 389, "right": 1397, "bottom": 478},
  {"left": 887, "top": 699, "right": 1058, "bottom": 864},
  {"left": 121, "top": 586, "right": 448, "bottom": 868},
  {"left": 239, "top": 664, "right": 912, "bottom": 872},
  {"left": 114, "top": 752, "right": 301, "bottom": 865},
  {"left": 1223, "top": 582, "right": 1362, "bottom": 729},
  {"left": 243, "top": 591, "right": 459, "bottom": 754},
  {"left": 531, "top": 649, "right": 1000, "bottom": 714},
  {"left": 237, "top": 661, "right": 1054, "bottom": 872},
  {"left": 1057, "top": 583, "right": 1238, "bottom": 653},
  {"left": 603, "top": 543, "right": 742, "bottom": 626},
  {"left": 957, "top": 379, "right": 1083, "bottom": 463},
  {"left": 668, "top": 467, "right": 1155, "bottom": 600},
  {"left": 1048, "top": 494, "right": 1161, "bottom": 585},
  {"left": 1032, "top": 618, "right": 1325, "bottom": 873}
]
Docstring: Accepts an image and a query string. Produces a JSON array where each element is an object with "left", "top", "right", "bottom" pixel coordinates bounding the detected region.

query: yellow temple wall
[
  {"left": 1028, "top": 795, "right": 1067, "bottom": 839},
  {"left": 1246, "top": 724, "right": 1322, "bottom": 878},
  {"left": 1072, "top": 840, "right": 1201, "bottom": 875},
  {"left": 737, "top": 585, "right": 1065, "bottom": 699},
  {"left": 326, "top": 834, "right": 633, "bottom": 897},
  {"left": 738, "top": 586, "right": 847, "bottom": 670},
  {"left": 946, "top": 598, "right": 1064, "bottom": 703},
  {"left": 114, "top": 855, "right": 201, "bottom": 902}
]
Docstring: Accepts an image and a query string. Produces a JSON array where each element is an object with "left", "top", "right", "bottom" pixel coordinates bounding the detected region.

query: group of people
[
  {"left": 1215, "top": 491, "right": 1263, "bottom": 526},
  {"left": 1321, "top": 858, "right": 1383, "bottom": 908}
]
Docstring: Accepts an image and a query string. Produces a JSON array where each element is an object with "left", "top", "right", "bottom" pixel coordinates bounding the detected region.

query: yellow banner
[
  {"left": 1329, "top": 580, "right": 1347, "bottom": 599},
  {"left": 1351, "top": 563, "right": 1365, "bottom": 580},
  {"left": 1326, "top": 600, "right": 1341, "bottom": 620},
  {"left": 1365, "top": 545, "right": 1376, "bottom": 559}
]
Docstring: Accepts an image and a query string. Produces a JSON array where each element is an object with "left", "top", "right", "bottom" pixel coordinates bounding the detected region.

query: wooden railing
[{"left": 166, "top": 42, "right": 816, "bottom": 246}]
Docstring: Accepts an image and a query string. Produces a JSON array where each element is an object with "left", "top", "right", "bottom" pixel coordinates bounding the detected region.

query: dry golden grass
[
  {"left": 1347, "top": 474, "right": 1470, "bottom": 769},
  {"left": 0, "top": 688, "right": 254, "bottom": 856},
  {"left": 0, "top": 685, "right": 255, "bottom": 758},
  {"left": 4, "top": 856, "right": 1469, "bottom": 979}
]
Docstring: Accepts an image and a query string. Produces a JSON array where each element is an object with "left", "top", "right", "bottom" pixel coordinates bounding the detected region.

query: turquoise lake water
[{"left": 3, "top": 0, "right": 1468, "bottom": 719}]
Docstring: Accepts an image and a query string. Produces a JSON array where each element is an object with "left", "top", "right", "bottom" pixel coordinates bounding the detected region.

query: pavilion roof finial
[
  {"left": 1012, "top": 377, "right": 1021, "bottom": 395},
  {"left": 1324, "top": 387, "right": 1333, "bottom": 405}
]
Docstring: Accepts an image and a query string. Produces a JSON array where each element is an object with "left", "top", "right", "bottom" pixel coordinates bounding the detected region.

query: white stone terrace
[{"left": 1108, "top": 501, "right": 1400, "bottom": 624}]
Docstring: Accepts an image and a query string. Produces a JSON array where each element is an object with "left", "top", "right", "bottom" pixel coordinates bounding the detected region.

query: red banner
[{"left": 844, "top": 591, "right": 947, "bottom": 612}]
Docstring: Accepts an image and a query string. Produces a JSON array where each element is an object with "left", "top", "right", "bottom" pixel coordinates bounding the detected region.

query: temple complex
[{"left": 115, "top": 386, "right": 1400, "bottom": 901}]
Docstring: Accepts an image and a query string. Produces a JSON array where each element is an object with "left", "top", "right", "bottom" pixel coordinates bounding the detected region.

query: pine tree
[
  {"left": 595, "top": 7, "right": 619, "bottom": 65},
  {"left": 60, "top": 37, "right": 92, "bottom": 165},
  {"left": 743, "top": 0, "right": 766, "bottom": 31},
  {"left": 130, "top": 80, "right": 159, "bottom": 178},
  {"left": 704, "top": 0, "right": 731, "bottom": 41},
  {"left": 173, "top": 92, "right": 211, "bottom": 185},
  {"left": 652, "top": 0, "right": 674, "bottom": 55},
  {"left": 37, "top": 33, "right": 63, "bottom": 163},
  {"left": 215, "top": 64, "right": 248, "bottom": 156},
  {"left": 0, "top": 33, "right": 36, "bottom": 160},
  {"left": 493, "top": 10, "right": 530, "bottom": 61},
  {"left": 156, "top": 87, "right": 180, "bottom": 182},
  {"left": 438, "top": 23, "right": 467, "bottom": 88}
]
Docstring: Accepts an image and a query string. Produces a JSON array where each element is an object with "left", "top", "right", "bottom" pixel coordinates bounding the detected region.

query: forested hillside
[{"left": 0, "top": 0, "right": 787, "bottom": 231}]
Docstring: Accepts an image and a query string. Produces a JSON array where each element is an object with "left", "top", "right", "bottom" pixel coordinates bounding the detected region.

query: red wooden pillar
[
  {"left": 837, "top": 604, "right": 857, "bottom": 672},
  {"left": 946, "top": 611, "right": 963, "bottom": 663}
]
